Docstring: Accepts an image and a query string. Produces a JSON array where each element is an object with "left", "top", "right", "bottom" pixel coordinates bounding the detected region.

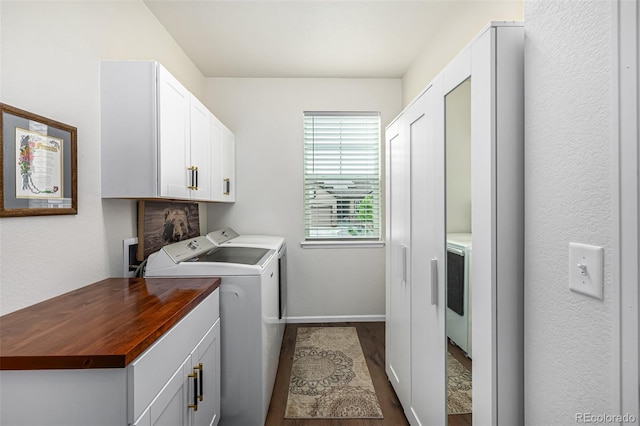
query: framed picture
[
  {"left": 137, "top": 200, "right": 200, "bottom": 261},
  {"left": 0, "top": 103, "right": 77, "bottom": 217}
]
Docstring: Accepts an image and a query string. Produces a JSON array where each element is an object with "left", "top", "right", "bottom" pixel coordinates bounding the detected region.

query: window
[{"left": 303, "top": 111, "right": 381, "bottom": 241}]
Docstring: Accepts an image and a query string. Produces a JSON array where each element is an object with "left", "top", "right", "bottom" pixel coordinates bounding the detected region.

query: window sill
[{"left": 300, "top": 240, "right": 386, "bottom": 249}]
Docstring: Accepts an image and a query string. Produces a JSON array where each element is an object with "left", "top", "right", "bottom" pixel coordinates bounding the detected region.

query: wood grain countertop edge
[{"left": 0, "top": 277, "right": 220, "bottom": 370}]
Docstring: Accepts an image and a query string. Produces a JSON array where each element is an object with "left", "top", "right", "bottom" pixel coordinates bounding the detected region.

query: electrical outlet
[
  {"left": 123, "top": 238, "right": 139, "bottom": 277},
  {"left": 569, "top": 242, "right": 604, "bottom": 300}
]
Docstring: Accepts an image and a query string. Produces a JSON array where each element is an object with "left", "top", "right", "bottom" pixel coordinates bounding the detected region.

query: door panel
[
  {"left": 386, "top": 120, "right": 411, "bottom": 407},
  {"left": 408, "top": 86, "right": 446, "bottom": 426},
  {"left": 193, "top": 321, "right": 220, "bottom": 426}
]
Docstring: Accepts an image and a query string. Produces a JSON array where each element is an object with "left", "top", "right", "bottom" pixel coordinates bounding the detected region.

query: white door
[
  {"left": 385, "top": 118, "right": 411, "bottom": 408},
  {"left": 190, "top": 96, "right": 212, "bottom": 200},
  {"left": 408, "top": 84, "right": 447, "bottom": 425},
  {"left": 157, "top": 65, "right": 191, "bottom": 199}
]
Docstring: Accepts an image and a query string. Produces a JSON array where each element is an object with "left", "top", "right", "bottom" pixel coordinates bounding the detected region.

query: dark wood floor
[
  {"left": 265, "top": 322, "right": 409, "bottom": 426},
  {"left": 265, "top": 322, "right": 473, "bottom": 426}
]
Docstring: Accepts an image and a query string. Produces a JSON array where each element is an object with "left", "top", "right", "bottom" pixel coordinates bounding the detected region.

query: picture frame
[
  {"left": 0, "top": 103, "right": 77, "bottom": 217},
  {"left": 137, "top": 200, "right": 200, "bottom": 261}
]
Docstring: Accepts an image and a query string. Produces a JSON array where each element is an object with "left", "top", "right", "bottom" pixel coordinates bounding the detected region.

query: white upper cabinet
[
  {"left": 210, "top": 114, "right": 236, "bottom": 202},
  {"left": 101, "top": 61, "right": 235, "bottom": 202}
]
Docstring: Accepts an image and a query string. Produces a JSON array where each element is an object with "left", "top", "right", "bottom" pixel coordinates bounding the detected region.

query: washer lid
[{"left": 195, "top": 247, "right": 274, "bottom": 266}]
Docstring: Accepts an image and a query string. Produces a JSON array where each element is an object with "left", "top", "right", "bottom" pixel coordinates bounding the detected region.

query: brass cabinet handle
[
  {"left": 188, "top": 166, "right": 199, "bottom": 190},
  {"left": 196, "top": 363, "right": 203, "bottom": 401},
  {"left": 188, "top": 367, "right": 199, "bottom": 411}
]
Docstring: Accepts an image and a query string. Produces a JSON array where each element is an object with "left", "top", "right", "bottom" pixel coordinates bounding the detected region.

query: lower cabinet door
[
  {"left": 132, "top": 319, "right": 220, "bottom": 426},
  {"left": 192, "top": 320, "right": 221, "bottom": 426},
  {"left": 146, "top": 355, "right": 192, "bottom": 426}
]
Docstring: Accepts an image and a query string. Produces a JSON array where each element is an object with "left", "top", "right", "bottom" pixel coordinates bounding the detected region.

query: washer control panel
[
  {"left": 162, "top": 236, "right": 216, "bottom": 264},
  {"left": 207, "top": 227, "right": 240, "bottom": 246}
]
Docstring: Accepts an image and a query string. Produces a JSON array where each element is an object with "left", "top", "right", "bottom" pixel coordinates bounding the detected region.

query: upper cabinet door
[
  {"left": 157, "top": 65, "right": 191, "bottom": 199},
  {"left": 209, "top": 115, "right": 236, "bottom": 202},
  {"left": 189, "top": 96, "right": 213, "bottom": 200},
  {"left": 221, "top": 127, "right": 236, "bottom": 202}
]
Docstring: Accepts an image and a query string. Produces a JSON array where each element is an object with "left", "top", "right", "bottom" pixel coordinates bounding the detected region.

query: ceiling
[{"left": 143, "top": 0, "right": 466, "bottom": 79}]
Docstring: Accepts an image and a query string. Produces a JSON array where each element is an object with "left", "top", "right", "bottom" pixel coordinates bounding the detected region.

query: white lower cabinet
[
  {"left": 129, "top": 290, "right": 220, "bottom": 426},
  {"left": 0, "top": 289, "right": 220, "bottom": 426},
  {"left": 133, "top": 319, "right": 221, "bottom": 426}
]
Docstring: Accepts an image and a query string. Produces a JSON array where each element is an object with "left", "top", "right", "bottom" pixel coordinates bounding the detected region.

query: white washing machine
[
  {"left": 207, "top": 227, "right": 287, "bottom": 321},
  {"left": 144, "top": 235, "right": 282, "bottom": 426}
]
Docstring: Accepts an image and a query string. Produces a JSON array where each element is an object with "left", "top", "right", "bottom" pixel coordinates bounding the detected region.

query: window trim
[
  {"left": 300, "top": 240, "right": 385, "bottom": 249},
  {"left": 302, "top": 111, "right": 382, "bottom": 242}
]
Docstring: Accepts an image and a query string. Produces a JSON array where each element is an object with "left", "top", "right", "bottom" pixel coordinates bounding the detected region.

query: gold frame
[{"left": 0, "top": 103, "right": 77, "bottom": 217}]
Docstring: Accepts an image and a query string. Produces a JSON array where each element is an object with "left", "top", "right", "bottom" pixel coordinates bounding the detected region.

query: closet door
[
  {"left": 385, "top": 119, "right": 411, "bottom": 407},
  {"left": 438, "top": 24, "right": 523, "bottom": 425},
  {"left": 408, "top": 85, "right": 447, "bottom": 426},
  {"left": 469, "top": 26, "right": 524, "bottom": 425}
]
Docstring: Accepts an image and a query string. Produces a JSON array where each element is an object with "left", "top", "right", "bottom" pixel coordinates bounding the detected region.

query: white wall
[
  {"left": 0, "top": 1, "right": 204, "bottom": 315},
  {"left": 402, "top": 1, "right": 523, "bottom": 106},
  {"left": 204, "top": 78, "right": 402, "bottom": 319},
  {"left": 524, "top": 1, "right": 615, "bottom": 424}
]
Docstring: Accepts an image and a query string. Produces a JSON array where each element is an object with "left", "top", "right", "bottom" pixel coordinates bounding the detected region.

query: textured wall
[
  {"left": 524, "top": 1, "right": 615, "bottom": 423},
  {"left": 0, "top": 1, "right": 204, "bottom": 315}
]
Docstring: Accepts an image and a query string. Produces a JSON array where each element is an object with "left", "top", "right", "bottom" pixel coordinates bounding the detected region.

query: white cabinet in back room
[{"left": 101, "top": 60, "right": 235, "bottom": 203}]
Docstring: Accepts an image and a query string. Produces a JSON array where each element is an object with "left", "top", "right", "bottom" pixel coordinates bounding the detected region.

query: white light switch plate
[{"left": 569, "top": 242, "right": 604, "bottom": 300}]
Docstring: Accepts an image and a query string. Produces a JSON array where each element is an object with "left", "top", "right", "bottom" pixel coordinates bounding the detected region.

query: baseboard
[{"left": 285, "top": 315, "right": 386, "bottom": 323}]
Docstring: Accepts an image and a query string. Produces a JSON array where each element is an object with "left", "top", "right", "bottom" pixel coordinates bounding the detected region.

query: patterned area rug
[
  {"left": 285, "top": 327, "right": 383, "bottom": 419},
  {"left": 447, "top": 352, "right": 472, "bottom": 415}
]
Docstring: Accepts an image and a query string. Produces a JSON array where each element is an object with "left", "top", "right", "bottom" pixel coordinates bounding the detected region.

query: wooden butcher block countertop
[{"left": 0, "top": 277, "right": 220, "bottom": 370}]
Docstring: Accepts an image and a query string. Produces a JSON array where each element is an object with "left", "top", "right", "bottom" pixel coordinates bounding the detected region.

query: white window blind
[{"left": 303, "top": 111, "right": 381, "bottom": 240}]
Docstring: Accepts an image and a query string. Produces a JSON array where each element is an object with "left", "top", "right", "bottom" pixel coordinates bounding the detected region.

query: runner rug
[
  {"left": 447, "top": 351, "right": 473, "bottom": 415},
  {"left": 284, "top": 327, "right": 383, "bottom": 419}
]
